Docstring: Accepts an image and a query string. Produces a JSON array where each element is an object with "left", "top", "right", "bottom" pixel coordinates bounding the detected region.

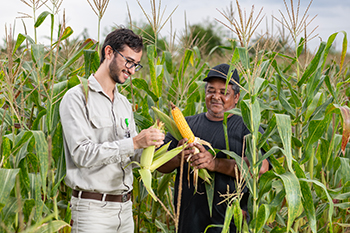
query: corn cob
[
  {"left": 129, "top": 120, "right": 186, "bottom": 202},
  {"left": 170, "top": 103, "right": 196, "bottom": 143},
  {"left": 170, "top": 103, "right": 214, "bottom": 188}
]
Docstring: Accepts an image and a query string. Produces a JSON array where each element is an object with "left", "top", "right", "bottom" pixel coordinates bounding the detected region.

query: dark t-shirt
[{"left": 164, "top": 113, "right": 260, "bottom": 233}]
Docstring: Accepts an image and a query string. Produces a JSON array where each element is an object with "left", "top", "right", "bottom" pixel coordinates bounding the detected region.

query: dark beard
[{"left": 109, "top": 57, "right": 123, "bottom": 84}]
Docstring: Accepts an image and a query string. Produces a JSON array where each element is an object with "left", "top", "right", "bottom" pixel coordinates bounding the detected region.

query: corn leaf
[
  {"left": 156, "top": 65, "right": 164, "bottom": 98},
  {"left": 13, "top": 33, "right": 26, "bottom": 55},
  {"left": 163, "top": 51, "right": 173, "bottom": 73},
  {"left": 297, "top": 42, "right": 326, "bottom": 87},
  {"left": 297, "top": 37, "right": 305, "bottom": 58},
  {"left": 221, "top": 200, "right": 235, "bottom": 233},
  {"left": 300, "top": 178, "right": 334, "bottom": 233},
  {"left": 339, "top": 31, "right": 348, "bottom": 72},
  {"left": 293, "top": 161, "right": 317, "bottom": 233},
  {"left": 83, "top": 49, "right": 99, "bottom": 78},
  {"left": 31, "top": 44, "right": 45, "bottom": 70},
  {"left": 339, "top": 158, "right": 350, "bottom": 185},
  {"left": 222, "top": 149, "right": 253, "bottom": 193},
  {"left": 140, "top": 146, "right": 155, "bottom": 169},
  {"left": 271, "top": 60, "right": 301, "bottom": 108},
  {"left": 275, "top": 172, "right": 302, "bottom": 233},
  {"left": 147, "top": 45, "right": 158, "bottom": 97},
  {"left": 31, "top": 220, "right": 70, "bottom": 233},
  {"left": 139, "top": 169, "right": 157, "bottom": 201},
  {"left": 205, "top": 175, "right": 215, "bottom": 217},
  {"left": 132, "top": 78, "right": 159, "bottom": 102},
  {"left": 237, "top": 47, "right": 249, "bottom": 70},
  {"left": 12, "top": 131, "right": 32, "bottom": 157},
  {"left": 152, "top": 106, "right": 182, "bottom": 141},
  {"left": 32, "top": 131, "right": 48, "bottom": 197},
  {"left": 56, "top": 38, "right": 95, "bottom": 76},
  {"left": 57, "top": 26, "right": 74, "bottom": 44},
  {"left": 233, "top": 198, "right": 243, "bottom": 233},
  {"left": 302, "top": 115, "right": 331, "bottom": 164},
  {"left": 275, "top": 114, "right": 293, "bottom": 172},
  {"left": 198, "top": 168, "right": 212, "bottom": 184},
  {"left": 155, "top": 219, "right": 169, "bottom": 233},
  {"left": 258, "top": 170, "right": 277, "bottom": 202},
  {"left": 339, "top": 106, "right": 350, "bottom": 155},
  {"left": 78, "top": 76, "right": 89, "bottom": 104},
  {"left": 34, "top": 11, "right": 51, "bottom": 28},
  {"left": 256, "top": 204, "right": 270, "bottom": 233},
  {"left": 257, "top": 115, "right": 276, "bottom": 149},
  {"left": 0, "top": 169, "right": 19, "bottom": 205},
  {"left": 153, "top": 141, "right": 171, "bottom": 160},
  {"left": 150, "top": 144, "right": 184, "bottom": 171},
  {"left": 32, "top": 109, "right": 47, "bottom": 130},
  {"left": 177, "top": 49, "right": 193, "bottom": 78},
  {"left": 152, "top": 173, "right": 174, "bottom": 220},
  {"left": 52, "top": 123, "right": 63, "bottom": 164},
  {"left": 1, "top": 197, "right": 18, "bottom": 226}
]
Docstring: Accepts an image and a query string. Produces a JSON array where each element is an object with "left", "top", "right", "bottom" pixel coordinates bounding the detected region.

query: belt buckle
[{"left": 122, "top": 193, "right": 128, "bottom": 202}]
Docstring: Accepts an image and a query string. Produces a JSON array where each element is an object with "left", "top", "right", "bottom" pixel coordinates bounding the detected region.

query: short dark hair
[{"left": 100, "top": 28, "right": 143, "bottom": 64}]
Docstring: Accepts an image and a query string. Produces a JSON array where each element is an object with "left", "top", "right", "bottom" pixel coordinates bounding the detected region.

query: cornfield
[{"left": 0, "top": 0, "right": 350, "bottom": 232}]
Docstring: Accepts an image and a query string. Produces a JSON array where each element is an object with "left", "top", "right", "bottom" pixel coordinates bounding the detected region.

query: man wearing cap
[{"left": 158, "top": 63, "right": 269, "bottom": 233}]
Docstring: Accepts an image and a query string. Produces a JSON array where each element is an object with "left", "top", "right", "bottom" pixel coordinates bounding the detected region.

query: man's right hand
[{"left": 133, "top": 127, "right": 165, "bottom": 149}]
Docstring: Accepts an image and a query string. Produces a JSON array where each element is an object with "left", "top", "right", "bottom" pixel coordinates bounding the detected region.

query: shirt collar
[{"left": 88, "top": 74, "right": 120, "bottom": 100}]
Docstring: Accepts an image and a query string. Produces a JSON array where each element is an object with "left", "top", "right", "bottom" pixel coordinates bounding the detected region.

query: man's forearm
[
  {"left": 214, "top": 158, "right": 241, "bottom": 178},
  {"left": 214, "top": 157, "right": 269, "bottom": 178},
  {"left": 157, "top": 156, "right": 181, "bottom": 173}
]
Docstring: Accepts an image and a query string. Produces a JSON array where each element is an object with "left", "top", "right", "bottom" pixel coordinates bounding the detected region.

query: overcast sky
[{"left": 1, "top": 0, "right": 349, "bottom": 52}]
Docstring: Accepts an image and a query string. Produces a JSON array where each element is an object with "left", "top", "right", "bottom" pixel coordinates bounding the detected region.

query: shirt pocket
[{"left": 90, "top": 115, "right": 113, "bottom": 129}]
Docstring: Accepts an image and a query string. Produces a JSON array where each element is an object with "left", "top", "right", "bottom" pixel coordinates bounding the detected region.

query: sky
[{"left": 1, "top": 0, "right": 349, "bottom": 52}]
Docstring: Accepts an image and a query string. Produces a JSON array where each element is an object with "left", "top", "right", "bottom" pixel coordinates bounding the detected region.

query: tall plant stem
[
  {"left": 248, "top": 72, "right": 259, "bottom": 233},
  {"left": 295, "top": 41, "right": 303, "bottom": 161},
  {"left": 252, "top": 137, "right": 258, "bottom": 233},
  {"left": 32, "top": 4, "right": 37, "bottom": 43},
  {"left": 98, "top": 17, "right": 101, "bottom": 55}
]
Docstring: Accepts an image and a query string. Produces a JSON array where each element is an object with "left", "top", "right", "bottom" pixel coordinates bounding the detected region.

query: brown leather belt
[{"left": 72, "top": 190, "right": 131, "bottom": 202}]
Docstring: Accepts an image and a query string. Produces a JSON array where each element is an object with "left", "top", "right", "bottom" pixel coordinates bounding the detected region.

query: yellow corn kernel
[{"left": 171, "top": 103, "right": 195, "bottom": 143}]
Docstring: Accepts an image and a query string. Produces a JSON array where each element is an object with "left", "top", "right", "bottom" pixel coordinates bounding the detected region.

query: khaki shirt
[{"left": 59, "top": 75, "right": 141, "bottom": 195}]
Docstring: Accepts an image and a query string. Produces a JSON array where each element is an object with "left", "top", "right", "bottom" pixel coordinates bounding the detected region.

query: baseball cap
[{"left": 203, "top": 63, "right": 240, "bottom": 85}]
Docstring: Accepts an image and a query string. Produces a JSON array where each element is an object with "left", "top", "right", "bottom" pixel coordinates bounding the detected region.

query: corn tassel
[{"left": 170, "top": 103, "right": 214, "bottom": 189}]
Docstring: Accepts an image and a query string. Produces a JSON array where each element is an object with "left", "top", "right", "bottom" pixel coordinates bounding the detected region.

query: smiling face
[
  {"left": 108, "top": 46, "right": 142, "bottom": 84},
  {"left": 205, "top": 78, "right": 240, "bottom": 121}
]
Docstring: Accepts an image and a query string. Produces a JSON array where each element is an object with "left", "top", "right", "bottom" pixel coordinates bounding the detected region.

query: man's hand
[
  {"left": 157, "top": 138, "right": 194, "bottom": 173},
  {"left": 176, "top": 138, "right": 195, "bottom": 162},
  {"left": 189, "top": 143, "right": 216, "bottom": 171},
  {"left": 133, "top": 127, "right": 165, "bottom": 149}
]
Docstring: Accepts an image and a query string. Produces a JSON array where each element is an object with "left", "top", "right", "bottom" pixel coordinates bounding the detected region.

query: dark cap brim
[{"left": 203, "top": 64, "right": 240, "bottom": 85}]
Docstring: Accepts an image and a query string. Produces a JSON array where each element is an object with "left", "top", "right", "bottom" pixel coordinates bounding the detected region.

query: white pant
[{"left": 70, "top": 196, "right": 134, "bottom": 233}]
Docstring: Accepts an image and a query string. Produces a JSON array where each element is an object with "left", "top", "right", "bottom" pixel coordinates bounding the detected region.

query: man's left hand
[{"left": 189, "top": 143, "right": 216, "bottom": 171}]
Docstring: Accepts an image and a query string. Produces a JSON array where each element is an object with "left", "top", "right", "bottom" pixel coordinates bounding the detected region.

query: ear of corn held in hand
[
  {"left": 134, "top": 120, "right": 186, "bottom": 201},
  {"left": 170, "top": 102, "right": 214, "bottom": 188}
]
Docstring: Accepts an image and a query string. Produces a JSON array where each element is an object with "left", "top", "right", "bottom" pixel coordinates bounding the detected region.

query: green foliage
[
  {"left": 1, "top": 0, "right": 350, "bottom": 233},
  {"left": 181, "top": 22, "right": 223, "bottom": 55}
]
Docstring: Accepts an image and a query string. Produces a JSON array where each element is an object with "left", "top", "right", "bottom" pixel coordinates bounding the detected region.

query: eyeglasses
[{"left": 112, "top": 47, "right": 143, "bottom": 72}]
